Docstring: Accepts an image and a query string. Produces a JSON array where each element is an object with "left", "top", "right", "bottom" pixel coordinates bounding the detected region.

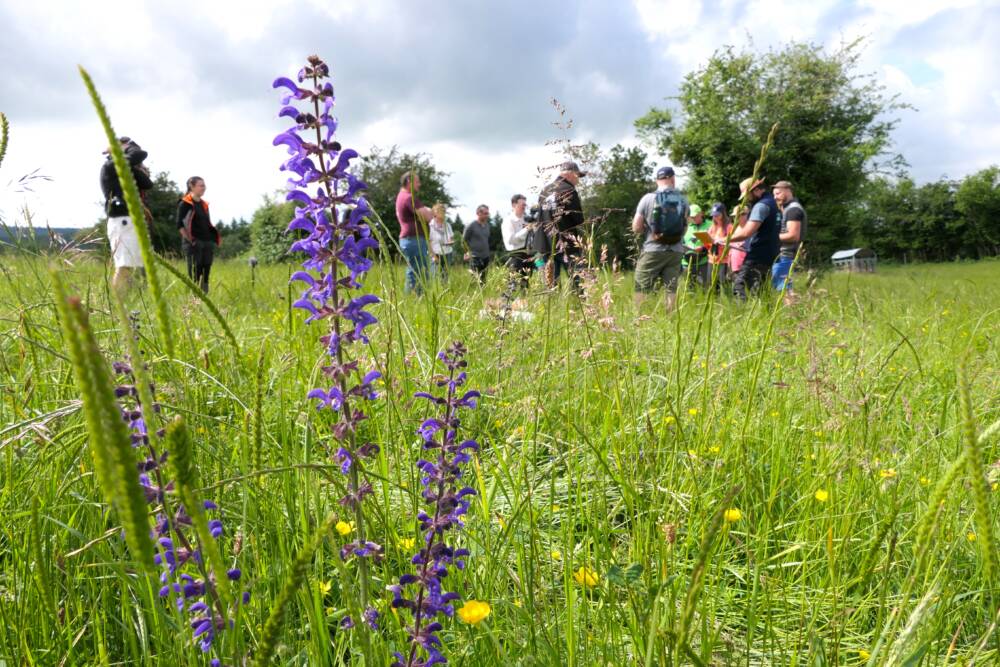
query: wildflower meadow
[{"left": 1, "top": 59, "right": 999, "bottom": 666}]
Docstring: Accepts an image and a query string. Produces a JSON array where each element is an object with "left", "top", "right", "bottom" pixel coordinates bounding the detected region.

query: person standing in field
[
  {"left": 631, "top": 166, "right": 688, "bottom": 311},
  {"left": 726, "top": 204, "right": 749, "bottom": 276},
  {"left": 396, "top": 170, "right": 435, "bottom": 294},
  {"left": 771, "top": 180, "right": 807, "bottom": 300},
  {"left": 536, "top": 161, "right": 586, "bottom": 291},
  {"left": 428, "top": 203, "right": 455, "bottom": 281},
  {"left": 706, "top": 202, "right": 734, "bottom": 285},
  {"left": 716, "top": 177, "right": 780, "bottom": 300},
  {"left": 682, "top": 203, "right": 712, "bottom": 288},
  {"left": 463, "top": 204, "right": 493, "bottom": 286},
  {"left": 502, "top": 193, "right": 534, "bottom": 291},
  {"left": 100, "top": 136, "right": 154, "bottom": 291},
  {"left": 177, "top": 176, "right": 221, "bottom": 293}
]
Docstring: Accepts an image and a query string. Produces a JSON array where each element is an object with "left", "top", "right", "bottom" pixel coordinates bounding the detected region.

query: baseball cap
[
  {"left": 688, "top": 204, "right": 703, "bottom": 217},
  {"left": 560, "top": 160, "right": 587, "bottom": 176},
  {"left": 656, "top": 166, "right": 675, "bottom": 179},
  {"left": 710, "top": 202, "right": 725, "bottom": 217}
]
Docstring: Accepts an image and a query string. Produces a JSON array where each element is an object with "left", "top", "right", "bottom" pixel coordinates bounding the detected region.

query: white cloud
[{"left": 2, "top": 0, "right": 999, "bottom": 233}]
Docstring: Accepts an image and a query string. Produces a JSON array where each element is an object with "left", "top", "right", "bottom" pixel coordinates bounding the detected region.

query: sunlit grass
[{"left": 1, "top": 254, "right": 997, "bottom": 665}]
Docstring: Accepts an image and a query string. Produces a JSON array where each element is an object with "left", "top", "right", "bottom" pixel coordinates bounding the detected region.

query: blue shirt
[{"left": 745, "top": 194, "right": 780, "bottom": 264}]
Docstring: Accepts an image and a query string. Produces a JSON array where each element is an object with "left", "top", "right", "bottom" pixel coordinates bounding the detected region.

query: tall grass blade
[
  {"left": 253, "top": 513, "right": 336, "bottom": 667},
  {"left": 50, "top": 269, "right": 154, "bottom": 568},
  {"left": 164, "top": 416, "right": 234, "bottom": 607},
  {"left": 153, "top": 254, "right": 240, "bottom": 355},
  {"left": 77, "top": 66, "right": 174, "bottom": 358}
]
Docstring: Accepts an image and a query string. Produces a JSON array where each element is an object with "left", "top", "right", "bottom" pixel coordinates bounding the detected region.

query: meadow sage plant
[
  {"left": 273, "top": 55, "right": 382, "bottom": 622},
  {"left": 390, "top": 342, "right": 480, "bottom": 667},
  {"left": 111, "top": 316, "right": 247, "bottom": 659}
]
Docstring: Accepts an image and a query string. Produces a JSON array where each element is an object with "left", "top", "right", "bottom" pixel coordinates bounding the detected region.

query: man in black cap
[
  {"left": 100, "top": 136, "right": 154, "bottom": 291},
  {"left": 534, "top": 160, "right": 586, "bottom": 290}
]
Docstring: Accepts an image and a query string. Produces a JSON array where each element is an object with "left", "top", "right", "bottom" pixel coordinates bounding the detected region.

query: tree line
[{"left": 70, "top": 40, "right": 1000, "bottom": 267}]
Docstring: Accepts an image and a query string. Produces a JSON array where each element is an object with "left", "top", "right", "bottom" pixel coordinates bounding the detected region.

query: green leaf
[
  {"left": 624, "top": 563, "right": 644, "bottom": 586},
  {"left": 606, "top": 564, "right": 626, "bottom": 587}
]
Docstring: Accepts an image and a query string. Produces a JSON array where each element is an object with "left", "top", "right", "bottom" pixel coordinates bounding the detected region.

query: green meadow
[{"left": 1, "top": 254, "right": 998, "bottom": 665}]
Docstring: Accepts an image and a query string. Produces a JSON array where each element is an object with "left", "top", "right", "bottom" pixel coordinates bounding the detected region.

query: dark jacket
[
  {"left": 745, "top": 193, "right": 780, "bottom": 264},
  {"left": 177, "top": 194, "right": 221, "bottom": 245},
  {"left": 533, "top": 175, "right": 584, "bottom": 256},
  {"left": 100, "top": 153, "right": 153, "bottom": 218}
]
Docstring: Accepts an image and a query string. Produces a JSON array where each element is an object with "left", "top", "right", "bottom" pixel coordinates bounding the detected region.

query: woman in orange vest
[{"left": 176, "top": 176, "right": 221, "bottom": 293}]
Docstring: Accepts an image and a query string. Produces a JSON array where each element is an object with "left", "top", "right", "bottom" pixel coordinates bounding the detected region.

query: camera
[
  {"left": 121, "top": 138, "right": 148, "bottom": 168},
  {"left": 524, "top": 205, "right": 540, "bottom": 223}
]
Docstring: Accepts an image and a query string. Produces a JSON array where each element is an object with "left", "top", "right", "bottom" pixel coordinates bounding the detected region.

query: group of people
[
  {"left": 101, "top": 138, "right": 805, "bottom": 307},
  {"left": 99, "top": 136, "right": 220, "bottom": 292},
  {"left": 395, "top": 161, "right": 807, "bottom": 307},
  {"left": 632, "top": 166, "right": 807, "bottom": 308},
  {"left": 395, "top": 160, "right": 589, "bottom": 295}
]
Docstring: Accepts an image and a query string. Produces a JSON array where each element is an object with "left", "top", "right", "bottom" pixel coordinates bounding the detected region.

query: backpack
[{"left": 649, "top": 190, "right": 686, "bottom": 244}]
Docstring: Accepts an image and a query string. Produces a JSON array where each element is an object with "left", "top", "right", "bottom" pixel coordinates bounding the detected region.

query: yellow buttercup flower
[
  {"left": 457, "top": 600, "right": 491, "bottom": 624},
  {"left": 919, "top": 476, "right": 931, "bottom": 486},
  {"left": 573, "top": 566, "right": 599, "bottom": 587},
  {"left": 879, "top": 469, "right": 897, "bottom": 480},
  {"left": 319, "top": 580, "right": 332, "bottom": 595},
  {"left": 814, "top": 489, "right": 829, "bottom": 503},
  {"left": 400, "top": 537, "right": 416, "bottom": 550},
  {"left": 664, "top": 415, "right": 676, "bottom": 425},
  {"left": 708, "top": 446, "right": 721, "bottom": 454},
  {"left": 335, "top": 521, "right": 353, "bottom": 536},
  {"left": 967, "top": 532, "right": 977, "bottom": 543},
  {"left": 551, "top": 550, "right": 562, "bottom": 561},
  {"left": 724, "top": 508, "right": 742, "bottom": 523},
  {"left": 688, "top": 408, "right": 699, "bottom": 416},
  {"left": 858, "top": 649, "right": 871, "bottom": 660}
]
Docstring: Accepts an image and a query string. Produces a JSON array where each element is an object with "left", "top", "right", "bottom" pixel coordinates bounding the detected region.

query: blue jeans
[
  {"left": 400, "top": 237, "right": 429, "bottom": 294},
  {"left": 771, "top": 256, "right": 795, "bottom": 291}
]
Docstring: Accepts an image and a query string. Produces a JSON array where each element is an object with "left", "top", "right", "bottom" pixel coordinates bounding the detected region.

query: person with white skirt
[{"left": 100, "top": 137, "right": 154, "bottom": 290}]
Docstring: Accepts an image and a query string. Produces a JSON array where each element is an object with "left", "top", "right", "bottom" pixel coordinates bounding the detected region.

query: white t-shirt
[
  {"left": 429, "top": 221, "right": 454, "bottom": 256},
  {"left": 502, "top": 213, "right": 530, "bottom": 251}
]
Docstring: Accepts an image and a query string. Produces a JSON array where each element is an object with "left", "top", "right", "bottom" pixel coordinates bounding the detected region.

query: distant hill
[{"left": 0, "top": 226, "right": 95, "bottom": 249}]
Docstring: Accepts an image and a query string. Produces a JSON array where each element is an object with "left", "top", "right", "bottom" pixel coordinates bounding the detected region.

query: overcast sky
[{"left": 1, "top": 0, "right": 998, "bottom": 231}]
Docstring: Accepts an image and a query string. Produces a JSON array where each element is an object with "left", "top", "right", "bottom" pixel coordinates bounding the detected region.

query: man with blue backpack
[{"left": 631, "top": 166, "right": 688, "bottom": 311}]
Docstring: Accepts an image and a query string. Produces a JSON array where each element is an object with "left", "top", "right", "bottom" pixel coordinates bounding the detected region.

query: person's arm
[
  {"left": 100, "top": 163, "right": 113, "bottom": 202},
  {"left": 632, "top": 195, "right": 647, "bottom": 235},
  {"left": 779, "top": 207, "right": 804, "bottom": 243},
  {"left": 726, "top": 219, "right": 760, "bottom": 242},
  {"left": 132, "top": 165, "right": 154, "bottom": 191},
  {"left": 779, "top": 219, "right": 801, "bottom": 243},
  {"left": 632, "top": 213, "right": 645, "bottom": 235},
  {"left": 177, "top": 201, "right": 194, "bottom": 241}
]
